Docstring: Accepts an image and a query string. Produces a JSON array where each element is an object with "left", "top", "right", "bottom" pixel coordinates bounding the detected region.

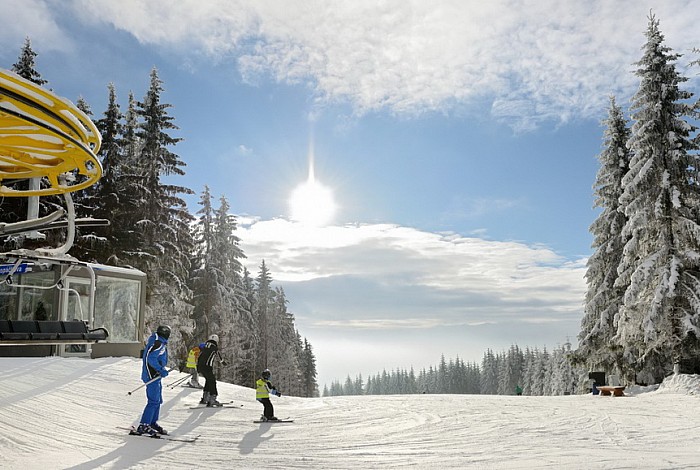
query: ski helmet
[
  {"left": 156, "top": 325, "right": 171, "bottom": 339},
  {"left": 209, "top": 334, "right": 219, "bottom": 343},
  {"left": 262, "top": 368, "right": 271, "bottom": 379}
]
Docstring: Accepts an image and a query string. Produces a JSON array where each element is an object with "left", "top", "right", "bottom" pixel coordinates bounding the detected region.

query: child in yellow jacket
[
  {"left": 256, "top": 368, "right": 282, "bottom": 421},
  {"left": 186, "top": 343, "right": 205, "bottom": 388}
]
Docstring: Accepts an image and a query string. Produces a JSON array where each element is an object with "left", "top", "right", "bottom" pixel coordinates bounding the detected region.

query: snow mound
[
  {"left": 654, "top": 373, "right": 700, "bottom": 395},
  {"left": 625, "top": 383, "right": 659, "bottom": 395}
]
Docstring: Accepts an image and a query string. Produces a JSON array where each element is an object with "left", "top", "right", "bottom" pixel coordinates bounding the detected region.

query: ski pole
[
  {"left": 127, "top": 368, "right": 176, "bottom": 395},
  {"left": 167, "top": 374, "right": 190, "bottom": 389},
  {"left": 168, "top": 375, "right": 189, "bottom": 388},
  {"left": 127, "top": 375, "right": 161, "bottom": 395}
]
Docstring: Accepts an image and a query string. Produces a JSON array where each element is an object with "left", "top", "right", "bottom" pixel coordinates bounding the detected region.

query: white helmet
[{"left": 208, "top": 334, "right": 219, "bottom": 343}]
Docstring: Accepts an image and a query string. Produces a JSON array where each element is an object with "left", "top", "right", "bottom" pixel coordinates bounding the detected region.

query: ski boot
[
  {"left": 200, "top": 391, "right": 210, "bottom": 404},
  {"left": 150, "top": 423, "right": 168, "bottom": 435},
  {"left": 133, "top": 424, "right": 158, "bottom": 437},
  {"left": 207, "top": 394, "right": 222, "bottom": 407}
]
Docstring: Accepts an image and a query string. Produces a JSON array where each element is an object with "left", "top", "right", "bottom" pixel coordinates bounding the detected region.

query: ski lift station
[{"left": 0, "top": 69, "right": 146, "bottom": 358}]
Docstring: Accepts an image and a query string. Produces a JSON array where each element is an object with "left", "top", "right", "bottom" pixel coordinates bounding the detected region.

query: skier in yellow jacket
[
  {"left": 256, "top": 368, "right": 282, "bottom": 421},
  {"left": 185, "top": 343, "right": 205, "bottom": 388}
]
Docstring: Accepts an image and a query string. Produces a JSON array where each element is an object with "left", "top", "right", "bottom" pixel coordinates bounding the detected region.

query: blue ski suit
[{"left": 139, "top": 332, "right": 169, "bottom": 426}]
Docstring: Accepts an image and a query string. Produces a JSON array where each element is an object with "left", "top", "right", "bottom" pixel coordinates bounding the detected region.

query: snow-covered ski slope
[{"left": 1, "top": 356, "right": 700, "bottom": 469}]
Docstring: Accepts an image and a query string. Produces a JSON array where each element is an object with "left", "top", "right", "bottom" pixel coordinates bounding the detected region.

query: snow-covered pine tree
[
  {"left": 189, "top": 189, "right": 247, "bottom": 384},
  {"left": 343, "top": 375, "right": 355, "bottom": 395},
  {"left": 436, "top": 354, "right": 448, "bottom": 393},
  {"left": 525, "top": 347, "right": 545, "bottom": 396},
  {"left": 190, "top": 185, "right": 218, "bottom": 341},
  {"left": 268, "top": 286, "right": 304, "bottom": 394},
  {"left": 352, "top": 372, "right": 364, "bottom": 395},
  {"left": 94, "top": 85, "right": 124, "bottom": 190},
  {"left": 130, "top": 68, "right": 194, "bottom": 352},
  {"left": 12, "top": 37, "right": 47, "bottom": 86},
  {"left": 615, "top": 15, "right": 700, "bottom": 384},
  {"left": 106, "top": 91, "right": 147, "bottom": 266},
  {"left": 122, "top": 91, "right": 141, "bottom": 170},
  {"left": 426, "top": 365, "right": 437, "bottom": 394},
  {"left": 578, "top": 97, "right": 632, "bottom": 374},
  {"left": 301, "top": 337, "right": 319, "bottom": 397},
  {"left": 540, "top": 347, "right": 552, "bottom": 395},
  {"left": 254, "top": 260, "right": 273, "bottom": 372},
  {"left": 407, "top": 367, "right": 418, "bottom": 394},
  {"left": 212, "top": 195, "right": 252, "bottom": 385},
  {"left": 466, "top": 361, "right": 481, "bottom": 394},
  {"left": 239, "top": 268, "right": 259, "bottom": 386},
  {"left": 548, "top": 342, "right": 578, "bottom": 395},
  {"left": 449, "top": 357, "right": 466, "bottom": 393},
  {"left": 496, "top": 352, "right": 506, "bottom": 395},
  {"left": 71, "top": 83, "right": 125, "bottom": 263},
  {"left": 380, "top": 369, "right": 390, "bottom": 394},
  {"left": 480, "top": 349, "right": 498, "bottom": 395},
  {"left": 499, "top": 344, "right": 524, "bottom": 395},
  {"left": 520, "top": 347, "right": 533, "bottom": 395}
]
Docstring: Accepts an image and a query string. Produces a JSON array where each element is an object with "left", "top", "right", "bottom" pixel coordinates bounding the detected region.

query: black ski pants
[
  {"left": 258, "top": 397, "right": 274, "bottom": 418},
  {"left": 198, "top": 365, "right": 218, "bottom": 396}
]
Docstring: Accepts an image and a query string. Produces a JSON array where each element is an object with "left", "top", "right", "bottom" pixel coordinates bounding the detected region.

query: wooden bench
[
  {"left": 597, "top": 385, "right": 626, "bottom": 397},
  {"left": 0, "top": 319, "right": 108, "bottom": 345}
]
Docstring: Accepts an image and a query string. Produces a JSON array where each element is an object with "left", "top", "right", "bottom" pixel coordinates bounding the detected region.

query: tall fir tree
[
  {"left": 134, "top": 68, "right": 194, "bottom": 313},
  {"left": 211, "top": 194, "right": 250, "bottom": 384},
  {"left": 480, "top": 349, "right": 498, "bottom": 395},
  {"left": 240, "top": 267, "right": 259, "bottom": 386},
  {"left": 71, "top": 83, "right": 125, "bottom": 263},
  {"left": 578, "top": 97, "right": 631, "bottom": 374},
  {"left": 255, "top": 260, "right": 273, "bottom": 372},
  {"left": 615, "top": 15, "right": 700, "bottom": 383},
  {"left": 110, "top": 91, "right": 147, "bottom": 264},
  {"left": 191, "top": 186, "right": 218, "bottom": 340},
  {"left": 124, "top": 68, "right": 195, "bottom": 352}
]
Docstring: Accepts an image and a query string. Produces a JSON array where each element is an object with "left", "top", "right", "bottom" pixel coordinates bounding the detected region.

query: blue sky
[{"left": 4, "top": 0, "right": 700, "bottom": 387}]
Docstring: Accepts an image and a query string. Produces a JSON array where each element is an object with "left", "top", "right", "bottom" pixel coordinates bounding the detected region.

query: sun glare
[
  {"left": 289, "top": 138, "right": 337, "bottom": 226},
  {"left": 290, "top": 176, "right": 336, "bottom": 226}
]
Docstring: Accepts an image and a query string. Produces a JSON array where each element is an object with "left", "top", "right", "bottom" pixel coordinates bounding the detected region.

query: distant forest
[{"left": 324, "top": 342, "right": 582, "bottom": 397}]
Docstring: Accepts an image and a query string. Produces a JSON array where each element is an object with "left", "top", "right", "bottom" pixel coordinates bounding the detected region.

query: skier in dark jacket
[
  {"left": 197, "top": 334, "right": 227, "bottom": 406},
  {"left": 134, "top": 325, "right": 170, "bottom": 436}
]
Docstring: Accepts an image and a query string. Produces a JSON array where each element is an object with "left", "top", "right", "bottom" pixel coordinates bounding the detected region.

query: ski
[
  {"left": 117, "top": 426, "right": 200, "bottom": 443},
  {"left": 188, "top": 401, "right": 243, "bottom": 410},
  {"left": 253, "top": 418, "right": 294, "bottom": 423}
]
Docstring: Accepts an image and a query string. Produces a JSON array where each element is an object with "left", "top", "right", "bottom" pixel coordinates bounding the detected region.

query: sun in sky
[{"left": 289, "top": 151, "right": 337, "bottom": 226}]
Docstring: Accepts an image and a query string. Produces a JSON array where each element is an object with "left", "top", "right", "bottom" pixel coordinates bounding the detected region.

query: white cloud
[
  {"left": 237, "top": 144, "right": 253, "bottom": 155},
  {"left": 1, "top": 0, "right": 74, "bottom": 53},
  {"left": 238, "top": 218, "right": 587, "bottom": 329},
  {"left": 69, "top": 0, "right": 700, "bottom": 127}
]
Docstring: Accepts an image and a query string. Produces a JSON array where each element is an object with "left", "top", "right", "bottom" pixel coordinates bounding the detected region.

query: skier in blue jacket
[{"left": 134, "top": 325, "right": 171, "bottom": 436}]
